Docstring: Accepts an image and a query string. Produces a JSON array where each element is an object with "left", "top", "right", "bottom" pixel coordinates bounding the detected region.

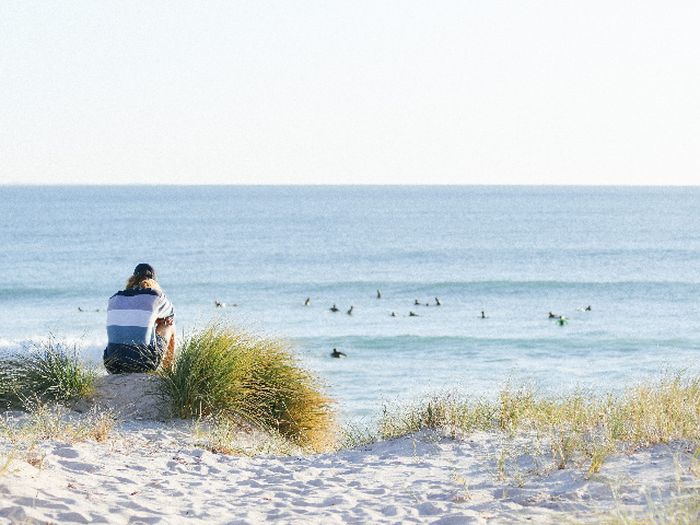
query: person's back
[{"left": 104, "top": 263, "right": 176, "bottom": 374}]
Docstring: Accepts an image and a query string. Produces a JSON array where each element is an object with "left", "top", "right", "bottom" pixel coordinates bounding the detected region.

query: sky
[{"left": 1, "top": 1, "right": 699, "bottom": 185}]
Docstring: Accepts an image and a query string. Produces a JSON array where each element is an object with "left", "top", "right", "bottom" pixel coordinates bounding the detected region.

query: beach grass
[
  {"left": 598, "top": 489, "right": 700, "bottom": 525},
  {"left": 0, "top": 338, "right": 98, "bottom": 409},
  {"left": 0, "top": 402, "right": 116, "bottom": 473},
  {"left": 0, "top": 451, "right": 13, "bottom": 477},
  {"left": 158, "top": 326, "right": 335, "bottom": 452},
  {"left": 192, "top": 417, "right": 302, "bottom": 456},
  {"left": 0, "top": 403, "right": 116, "bottom": 446},
  {"left": 378, "top": 392, "right": 496, "bottom": 441},
  {"left": 360, "top": 373, "right": 700, "bottom": 473}
]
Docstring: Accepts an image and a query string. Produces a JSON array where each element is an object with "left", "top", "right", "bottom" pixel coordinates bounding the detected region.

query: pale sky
[{"left": 1, "top": 1, "right": 698, "bottom": 185}]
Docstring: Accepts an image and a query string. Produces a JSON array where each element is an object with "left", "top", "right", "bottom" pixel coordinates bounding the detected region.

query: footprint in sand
[
  {"left": 321, "top": 495, "right": 348, "bottom": 506},
  {"left": 56, "top": 511, "right": 93, "bottom": 523},
  {"left": 58, "top": 460, "right": 98, "bottom": 473},
  {"left": 53, "top": 446, "right": 80, "bottom": 459},
  {"left": 380, "top": 505, "right": 398, "bottom": 516},
  {"left": 306, "top": 479, "right": 324, "bottom": 487},
  {"left": 416, "top": 501, "right": 443, "bottom": 516}
]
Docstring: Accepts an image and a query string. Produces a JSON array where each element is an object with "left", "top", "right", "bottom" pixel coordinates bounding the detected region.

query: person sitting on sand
[{"left": 103, "top": 263, "right": 176, "bottom": 374}]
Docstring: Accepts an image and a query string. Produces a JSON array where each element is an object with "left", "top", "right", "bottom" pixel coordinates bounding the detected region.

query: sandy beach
[
  {"left": 3, "top": 0, "right": 699, "bottom": 521},
  {"left": 1, "top": 410, "right": 698, "bottom": 524}
]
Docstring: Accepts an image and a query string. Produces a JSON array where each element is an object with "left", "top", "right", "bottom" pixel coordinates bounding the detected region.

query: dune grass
[
  {"left": 378, "top": 392, "right": 496, "bottom": 441},
  {"left": 0, "top": 338, "right": 98, "bottom": 409},
  {"left": 0, "top": 402, "right": 116, "bottom": 446},
  {"left": 597, "top": 488, "right": 700, "bottom": 525},
  {"left": 0, "top": 402, "right": 116, "bottom": 474},
  {"left": 355, "top": 374, "right": 700, "bottom": 473},
  {"left": 0, "top": 451, "right": 13, "bottom": 477},
  {"left": 192, "top": 417, "right": 302, "bottom": 456},
  {"left": 158, "top": 326, "right": 335, "bottom": 452}
]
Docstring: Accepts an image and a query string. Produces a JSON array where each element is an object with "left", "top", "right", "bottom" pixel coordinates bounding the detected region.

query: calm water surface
[{"left": 1, "top": 186, "right": 699, "bottom": 419}]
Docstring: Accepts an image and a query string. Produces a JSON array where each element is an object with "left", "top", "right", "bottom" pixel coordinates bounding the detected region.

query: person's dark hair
[
  {"left": 133, "top": 263, "right": 156, "bottom": 279},
  {"left": 126, "top": 263, "right": 160, "bottom": 291}
]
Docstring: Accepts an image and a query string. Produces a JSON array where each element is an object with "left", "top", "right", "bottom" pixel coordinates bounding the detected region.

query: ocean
[{"left": 1, "top": 185, "right": 699, "bottom": 419}]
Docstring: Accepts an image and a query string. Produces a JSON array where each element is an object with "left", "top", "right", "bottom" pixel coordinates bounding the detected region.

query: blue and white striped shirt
[{"left": 106, "top": 288, "right": 174, "bottom": 348}]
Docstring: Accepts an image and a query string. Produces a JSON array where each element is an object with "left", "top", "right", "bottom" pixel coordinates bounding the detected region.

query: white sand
[
  {"left": 72, "top": 373, "right": 171, "bottom": 420},
  {"left": 1, "top": 375, "right": 698, "bottom": 523},
  {"left": 1, "top": 416, "right": 698, "bottom": 524}
]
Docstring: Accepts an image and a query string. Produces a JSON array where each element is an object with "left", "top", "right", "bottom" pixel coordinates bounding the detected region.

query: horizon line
[{"left": 2, "top": 182, "right": 699, "bottom": 188}]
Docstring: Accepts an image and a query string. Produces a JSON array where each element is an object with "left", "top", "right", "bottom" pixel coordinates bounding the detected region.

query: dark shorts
[{"left": 103, "top": 335, "right": 167, "bottom": 374}]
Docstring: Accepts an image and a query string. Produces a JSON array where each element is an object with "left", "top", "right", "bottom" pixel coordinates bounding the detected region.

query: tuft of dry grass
[
  {"left": 0, "top": 452, "right": 13, "bottom": 476},
  {"left": 0, "top": 402, "right": 117, "bottom": 474},
  {"left": 378, "top": 392, "right": 495, "bottom": 441},
  {"left": 192, "top": 417, "right": 302, "bottom": 456},
  {"left": 0, "top": 402, "right": 117, "bottom": 446},
  {"left": 158, "top": 326, "right": 335, "bottom": 452},
  {"left": 597, "top": 488, "right": 700, "bottom": 525}
]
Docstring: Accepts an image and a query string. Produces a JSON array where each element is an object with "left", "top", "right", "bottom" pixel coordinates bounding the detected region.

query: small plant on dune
[
  {"left": 193, "top": 417, "right": 245, "bottom": 455},
  {"left": 0, "top": 401, "right": 116, "bottom": 446},
  {"left": 610, "top": 374, "right": 700, "bottom": 447},
  {"left": 0, "top": 452, "right": 14, "bottom": 476},
  {"left": 600, "top": 486, "right": 700, "bottom": 525},
  {"left": 192, "top": 417, "right": 301, "bottom": 456},
  {"left": 0, "top": 338, "right": 97, "bottom": 409},
  {"left": 586, "top": 438, "right": 616, "bottom": 475},
  {"left": 158, "top": 326, "right": 335, "bottom": 452},
  {"left": 84, "top": 409, "right": 117, "bottom": 443},
  {"left": 339, "top": 421, "right": 380, "bottom": 449},
  {"left": 377, "top": 393, "right": 495, "bottom": 441},
  {"left": 498, "top": 385, "right": 538, "bottom": 433}
]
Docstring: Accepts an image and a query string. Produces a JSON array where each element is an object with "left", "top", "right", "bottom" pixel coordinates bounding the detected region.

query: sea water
[{"left": 1, "top": 186, "right": 699, "bottom": 419}]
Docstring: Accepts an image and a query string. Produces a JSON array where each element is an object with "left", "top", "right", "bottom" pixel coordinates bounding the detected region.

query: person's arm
[{"left": 155, "top": 293, "right": 175, "bottom": 325}]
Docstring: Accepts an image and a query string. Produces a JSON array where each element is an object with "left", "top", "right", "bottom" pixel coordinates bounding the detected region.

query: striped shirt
[{"left": 106, "top": 288, "right": 174, "bottom": 348}]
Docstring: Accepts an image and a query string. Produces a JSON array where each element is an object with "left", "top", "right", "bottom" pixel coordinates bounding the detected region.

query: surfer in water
[
  {"left": 330, "top": 348, "right": 347, "bottom": 358},
  {"left": 330, "top": 304, "right": 339, "bottom": 312}
]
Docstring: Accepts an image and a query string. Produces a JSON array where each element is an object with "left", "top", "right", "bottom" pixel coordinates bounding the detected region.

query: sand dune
[{"left": 1, "top": 416, "right": 698, "bottom": 524}]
